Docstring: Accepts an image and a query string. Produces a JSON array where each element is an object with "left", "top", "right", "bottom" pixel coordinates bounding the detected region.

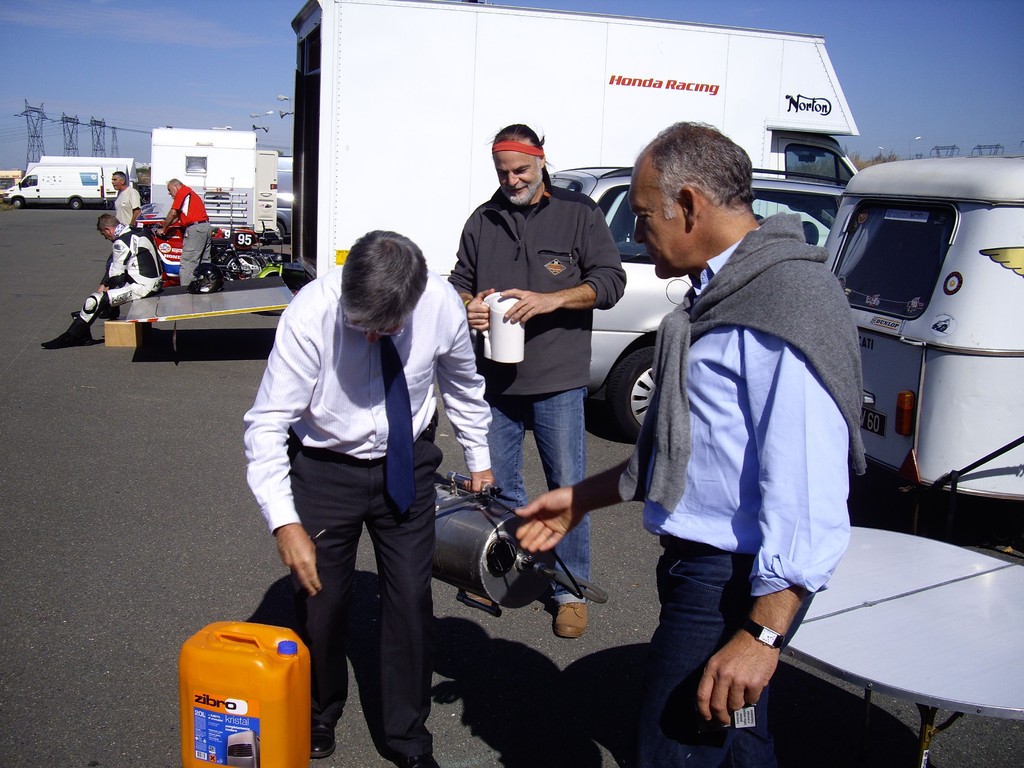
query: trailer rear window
[
  {"left": 834, "top": 203, "right": 956, "bottom": 319},
  {"left": 785, "top": 144, "right": 854, "bottom": 183}
]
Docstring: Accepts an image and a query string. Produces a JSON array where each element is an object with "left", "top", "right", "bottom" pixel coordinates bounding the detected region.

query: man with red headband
[{"left": 449, "top": 123, "right": 625, "bottom": 638}]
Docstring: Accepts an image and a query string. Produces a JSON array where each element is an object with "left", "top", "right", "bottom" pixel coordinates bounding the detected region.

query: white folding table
[{"left": 786, "top": 526, "right": 1024, "bottom": 767}]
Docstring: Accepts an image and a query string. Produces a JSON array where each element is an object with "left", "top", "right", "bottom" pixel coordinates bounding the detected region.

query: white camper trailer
[
  {"left": 826, "top": 157, "right": 1024, "bottom": 502},
  {"left": 291, "top": 0, "right": 859, "bottom": 276},
  {"left": 149, "top": 128, "right": 278, "bottom": 234}
]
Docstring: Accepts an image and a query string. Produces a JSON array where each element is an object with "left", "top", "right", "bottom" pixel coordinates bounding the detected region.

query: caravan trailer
[
  {"left": 826, "top": 156, "right": 1024, "bottom": 502},
  {"left": 150, "top": 128, "right": 278, "bottom": 235}
]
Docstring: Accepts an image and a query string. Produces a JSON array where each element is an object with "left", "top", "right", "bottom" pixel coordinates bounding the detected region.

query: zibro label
[{"left": 191, "top": 690, "right": 261, "bottom": 765}]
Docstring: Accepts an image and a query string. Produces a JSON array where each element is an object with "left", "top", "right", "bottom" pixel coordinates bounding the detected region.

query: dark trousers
[
  {"left": 636, "top": 543, "right": 774, "bottom": 767},
  {"left": 289, "top": 435, "right": 443, "bottom": 757}
]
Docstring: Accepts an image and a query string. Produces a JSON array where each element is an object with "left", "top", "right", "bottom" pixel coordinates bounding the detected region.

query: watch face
[
  {"left": 745, "top": 619, "right": 784, "bottom": 647},
  {"left": 759, "top": 627, "right": 780, "bottom": 646}
]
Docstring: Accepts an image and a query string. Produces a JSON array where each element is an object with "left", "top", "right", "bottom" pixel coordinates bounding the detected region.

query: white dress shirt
[{"left": 244, "top": 269, "right": 491, "bottom": 532}]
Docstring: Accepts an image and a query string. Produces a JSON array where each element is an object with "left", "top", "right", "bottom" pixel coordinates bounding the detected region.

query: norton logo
[
  {"left": 609, "top": 74, "right": 720, "bottom": 96},
  {"left": 785, "top": 94, "right": 832, "bottom": 116},
  {"left": 194, "top": 693, "right": 249, "bottom": 715}
]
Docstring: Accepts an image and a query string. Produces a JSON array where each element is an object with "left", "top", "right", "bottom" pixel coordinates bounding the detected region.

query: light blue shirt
[{"left": 643, "top": 248, "right": 851, "bottom": 596}]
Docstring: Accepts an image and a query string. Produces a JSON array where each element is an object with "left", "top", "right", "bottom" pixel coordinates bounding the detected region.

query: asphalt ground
[{"left": 1, "top": 208, "right": 1021, "bottom": 767}]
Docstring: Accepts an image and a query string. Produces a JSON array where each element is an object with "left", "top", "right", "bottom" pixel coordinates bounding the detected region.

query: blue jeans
[
  {"left": 487, "top": 387, "right": 589, "bottom": 603},
  {"left": 635, "top": 545, "right": 778, "bottom": 768}
]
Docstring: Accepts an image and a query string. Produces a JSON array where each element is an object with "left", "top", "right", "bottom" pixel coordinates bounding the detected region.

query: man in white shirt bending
[{"left": 244, "top": 230, "right": 493, "bottom": 768}]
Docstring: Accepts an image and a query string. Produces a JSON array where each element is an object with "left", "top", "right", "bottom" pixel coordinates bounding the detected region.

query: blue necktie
[{"left": 380, "top": 336, "right": 415, "bottom": 513}]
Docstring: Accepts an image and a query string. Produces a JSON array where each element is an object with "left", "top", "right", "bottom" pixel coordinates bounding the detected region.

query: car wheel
[
  {"left": 68, "top": 197, "right": 84, "bottom": 210},
  {"left": 11, "top": 197, "right": 25, "bottom": 209},
  {"left": 277, "top": 216, "right": 289, "bottom": 238},
  {"left": 604, "top": 346, "right": 655, "bottom": 442}
]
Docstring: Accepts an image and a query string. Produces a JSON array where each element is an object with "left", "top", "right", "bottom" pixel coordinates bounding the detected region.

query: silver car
[{"left": 552, "top": 167, "right": 845, "bottom": 441}]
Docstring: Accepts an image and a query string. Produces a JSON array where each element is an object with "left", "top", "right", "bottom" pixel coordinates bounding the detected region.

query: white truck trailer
[
  {"left": 149, "top": 128, "right": 278, "bottom": 234},
  {"left": 290, "top": 0, "right": 859, "bottom": 276}
]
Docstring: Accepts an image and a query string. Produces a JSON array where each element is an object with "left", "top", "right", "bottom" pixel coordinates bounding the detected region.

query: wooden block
[{"left": 104, "top": 320, "right": 146, "bottom": 348}]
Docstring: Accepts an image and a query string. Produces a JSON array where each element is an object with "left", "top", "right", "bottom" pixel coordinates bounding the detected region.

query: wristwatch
[{"left": 743, "top": 619, "right": 785, "bottom": 649}]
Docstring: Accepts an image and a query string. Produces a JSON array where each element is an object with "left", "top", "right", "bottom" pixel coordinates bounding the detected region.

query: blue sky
[{"left": 1, "top": 0, "right": 1021, "bottom": 170}]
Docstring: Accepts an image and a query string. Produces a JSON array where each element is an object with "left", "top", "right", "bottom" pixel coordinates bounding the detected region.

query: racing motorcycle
[
  {"left": 209, "top": 227, "right": 284, "bottom": 281},
  {"left": 137, "top": 205, "right": 285, "bottom": 286}
]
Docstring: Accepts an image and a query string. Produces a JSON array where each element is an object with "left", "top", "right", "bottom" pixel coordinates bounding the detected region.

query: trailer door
[
  {"left": 255, "top": 150, "right": 278, "bottom": 235},
  {"left": 833, "top": 201, "right": 957, "bottom": 475}
]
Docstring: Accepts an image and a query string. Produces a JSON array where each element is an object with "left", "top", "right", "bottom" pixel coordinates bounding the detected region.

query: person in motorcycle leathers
[{"left": 41, "top": 213, "right": 163, "bottom": 349}]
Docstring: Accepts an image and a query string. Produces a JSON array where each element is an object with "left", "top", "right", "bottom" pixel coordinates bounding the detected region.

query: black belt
[
  {"left": 299, "top": 445, "right": 385, "bottom": 467},
  {"left": 185, "top": 220, "right": 209, "bottom": 228},
  {"left": 289, "top": 413, "right": 438, "bottom": 466},
  {"left": 659, "top": 535, "right": 728, "bottom": 558}
]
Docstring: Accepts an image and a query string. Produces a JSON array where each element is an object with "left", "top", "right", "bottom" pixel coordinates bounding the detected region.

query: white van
[
  {"left": 825, "top": 157, "right": 1024, "bottom": 502},
  {"left": 35, "top": 155, "right": 137, "bottom": 184},
  {"left": 4, "top": 165, "right": 109, "bottom": 209}
]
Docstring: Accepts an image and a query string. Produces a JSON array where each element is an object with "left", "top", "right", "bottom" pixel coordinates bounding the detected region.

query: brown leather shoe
[{"left": 553, "top": 602, "right": 588, "bottom": 638}]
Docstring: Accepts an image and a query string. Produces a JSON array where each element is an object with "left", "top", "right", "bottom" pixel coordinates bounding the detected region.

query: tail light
[{"left": 895, "top": 390, "right": 916, "bottom": 436}]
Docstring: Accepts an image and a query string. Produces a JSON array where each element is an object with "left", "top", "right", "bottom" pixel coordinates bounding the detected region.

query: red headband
[{"left": 491, "top": 140, "right": 545, "bottom": 157}]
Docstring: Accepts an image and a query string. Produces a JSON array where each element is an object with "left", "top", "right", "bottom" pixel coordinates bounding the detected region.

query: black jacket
[{"left": 449, "top": 186, "right": 626, "bottom": 396}]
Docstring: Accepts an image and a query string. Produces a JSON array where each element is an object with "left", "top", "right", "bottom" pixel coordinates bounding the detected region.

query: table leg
[
  {"left": 915, "top": 704, "right": 964, "bottom": 768},
  {"left": 861, "top": 686, "right": 873, "bottom": 764},
  {"left": 915, "top": 704, "right": 936, "bottom": 768}
]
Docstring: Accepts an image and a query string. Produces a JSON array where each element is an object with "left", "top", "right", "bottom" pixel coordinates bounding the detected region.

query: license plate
[{"left": 860, "top": 407, "right": 886, "bottom": 437}]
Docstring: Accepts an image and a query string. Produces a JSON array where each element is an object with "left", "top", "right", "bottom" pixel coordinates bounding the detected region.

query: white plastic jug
[{"left": 482, "top": 293, "right": 524, "bottom": 364}]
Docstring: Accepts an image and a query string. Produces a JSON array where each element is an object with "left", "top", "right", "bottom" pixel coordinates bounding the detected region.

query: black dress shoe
[
  {"left": 399, "top": 754, "right": 440, "bottom": 768},
  {"left": 311, "top": 723, "right": 336, "bottom": 759}
]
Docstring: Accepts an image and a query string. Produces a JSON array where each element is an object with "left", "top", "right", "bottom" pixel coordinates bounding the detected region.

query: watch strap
[{"left": 743, "top": 618, "right": 785, "bottom": 648}]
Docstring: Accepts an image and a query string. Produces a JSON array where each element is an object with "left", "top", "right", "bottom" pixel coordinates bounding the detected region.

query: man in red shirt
[{"left": 157, "top": 178, "right": 211, "bottom": 287}]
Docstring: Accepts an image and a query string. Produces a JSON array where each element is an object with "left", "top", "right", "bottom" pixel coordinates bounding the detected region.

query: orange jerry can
[{"left": 179, "top": 621, "right": 310, "bottom": 767}]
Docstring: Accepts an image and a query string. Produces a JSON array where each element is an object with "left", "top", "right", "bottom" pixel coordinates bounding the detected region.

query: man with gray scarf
[{"left": 515, "top": 122, "right": 865, "bottom": 767}]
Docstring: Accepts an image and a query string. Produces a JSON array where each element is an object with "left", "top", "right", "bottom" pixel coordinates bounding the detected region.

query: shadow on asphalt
[
  {"left": 244, "top": 573, "right": 645, "bottom": 767},
  {"left": 127, "top": 326, "right": 277, "bottom": 363},
  {"left": 237, "top": 471, "right": 1021, "bottom": 768},
  {"left": 434, "top": 617, "right": 642, "bottom": 768},
  {"left": 247, "top": 572, "right": 394, "bottom": 760},
  {"left": 772, "top": 663, "right": 920, "bottom": 767}
]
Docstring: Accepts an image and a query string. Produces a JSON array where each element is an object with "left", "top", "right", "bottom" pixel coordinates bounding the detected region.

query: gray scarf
[{"left": 620, "top": 214, "right": 866, "bottom": 508}]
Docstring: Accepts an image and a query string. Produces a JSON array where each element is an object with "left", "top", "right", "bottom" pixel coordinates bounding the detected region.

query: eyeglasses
[{"left": 343, "top": 311, "right": 403, "bottom": 338}]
